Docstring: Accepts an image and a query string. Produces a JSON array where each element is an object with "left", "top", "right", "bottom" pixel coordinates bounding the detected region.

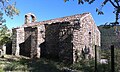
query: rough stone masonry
[{"left": 12, "top": 13, "right": 100, "bottom": 63}]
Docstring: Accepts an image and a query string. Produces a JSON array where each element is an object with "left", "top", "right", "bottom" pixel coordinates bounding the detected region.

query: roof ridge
[{"left": 20, "top": 12, "right": 90, "bottom": 28}]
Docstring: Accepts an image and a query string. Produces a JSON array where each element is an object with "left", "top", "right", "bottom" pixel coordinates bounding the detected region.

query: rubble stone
[{"left": 12, "top": 13, "right": 100, "bottom": 63}]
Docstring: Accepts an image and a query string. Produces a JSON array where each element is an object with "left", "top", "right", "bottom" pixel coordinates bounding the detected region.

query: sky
[{"left": 3, "top": 0, "right": 116, "bottom": 29}]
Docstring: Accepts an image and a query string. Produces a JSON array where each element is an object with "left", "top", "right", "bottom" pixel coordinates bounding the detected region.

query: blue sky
[{"left": 4, "top": 0, "right": 115, "bottom": 29}]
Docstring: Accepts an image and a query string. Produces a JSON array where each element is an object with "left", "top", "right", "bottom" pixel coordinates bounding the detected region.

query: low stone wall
[
  {"left": 0, "top": 49, "right": 3, "bottom": 57},
  {"left": 0, "top": 45, "right": 6, "bottom": 57}
]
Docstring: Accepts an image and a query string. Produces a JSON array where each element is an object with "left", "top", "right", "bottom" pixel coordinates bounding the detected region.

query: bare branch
[
  {"left": 114, "top": 0, "right": 120, "bottom": 6},
  {"left": 115, "top": 11, "right": 119, "bottom": 23},
  {"left": 109, "top": 0, "right": 118, "bottom": 8}
]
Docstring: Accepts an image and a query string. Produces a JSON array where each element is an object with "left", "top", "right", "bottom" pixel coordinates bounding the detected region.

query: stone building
[{"left": 12, "top": 13, "right": 100, "bottom": 63}]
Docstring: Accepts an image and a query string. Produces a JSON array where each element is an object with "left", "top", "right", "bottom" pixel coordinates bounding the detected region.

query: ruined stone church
[{"left": 12, "top": 13, "right": 100, "bottom": 63}]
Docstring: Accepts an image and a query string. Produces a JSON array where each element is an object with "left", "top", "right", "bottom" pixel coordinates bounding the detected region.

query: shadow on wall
[
  {"left": 19, "top": 35, "right": 31, "bottom": 57},
  {"left": 39, "top": 22, "right": 74, "bottom": 63},
  {"left": 39, "top": 42, "right": 46, "bottom": 58},
  {"left": 19, "top": 42, "right": 25, "bottom": 55},
  {"left": 19, "top": 27, "right": 38, "bottom": 58},
  {"left": 6, "top": 41, "right": 12, "bottom": 54},
  {"left": 18, "top": 20, "right": 81, "bottom": 63}
]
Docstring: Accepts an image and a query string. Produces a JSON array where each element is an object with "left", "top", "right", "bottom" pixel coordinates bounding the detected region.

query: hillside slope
[{"left": 98, "top": 25, "right": 120, "bottom": 49}]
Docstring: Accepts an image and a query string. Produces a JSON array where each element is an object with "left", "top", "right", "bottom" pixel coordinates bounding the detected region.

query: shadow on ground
[
  {"left": 19, "top": 58, "right": 63, "bottom": 72},
  {"left": 0, "top": 55, "right": 72, "bottom": 72}
]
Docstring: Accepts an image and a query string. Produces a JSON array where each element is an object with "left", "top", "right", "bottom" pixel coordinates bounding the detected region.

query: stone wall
[
  {"left": 72, "top": 14, "right": 100, "bottom": 62},
  {"left": 37, "top": 25, "right": 45, "bottom": 58},
  {"left": 44, "top": 22, "right": 73, "bottom": 63},
  {"left": 12, "top": 25, "right": 45, "bottom": 58},
  {"left": 12, "top": 13, "right": 100, "bottom": 63},
  {"left": 24, "top": 27, "right": 38, "bottom": 58},
  {"left": 12, "top": 28, "right": 17, "bottom": 55},
  {"left": 12, "top": 27, "right": 24, "bottom": 56},
  {"left": 45, "top": 23, "right": 60, "bottom": 58},
  {"left": 19, "top": 27, "right": 39, "bottom": 58},
  {"left": 0, "top": 45, "right": 6, "bottom": 57}
]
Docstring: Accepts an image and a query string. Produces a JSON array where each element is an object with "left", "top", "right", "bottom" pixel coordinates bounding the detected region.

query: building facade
[{"left": 12, "top": 13, "right": 100, "bottom": 63}]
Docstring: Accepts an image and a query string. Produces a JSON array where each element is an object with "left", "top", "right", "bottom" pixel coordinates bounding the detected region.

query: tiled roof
[{"left": 15, "top": 12, "right": 90, "bottom": 29}]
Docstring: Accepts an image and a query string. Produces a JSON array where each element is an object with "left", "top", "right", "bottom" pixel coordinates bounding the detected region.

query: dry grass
[
  {"left": 0, "top": 55, "right": 64, "bottom": 72},
  {"left": 0, "top": 55, "right": 29, "bottom": 72}
]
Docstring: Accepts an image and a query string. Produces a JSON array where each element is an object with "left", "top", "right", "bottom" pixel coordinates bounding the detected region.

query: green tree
[
  {"left": 64, "top": 0, "right": 120, "bottom": 25},
  {"left": 0, "top": 0, "right": 19, "bottom": 57},
  {"left": 0, "top": 0, "right": 19, "bottom": 45},
  {"left": 0, "top": 11, "right": 11, "bottom": 46},
  {"left": 0, "top": 25, "right": 11, "bottom": 46},
  {"left": 0, "top": 11, "right": 11, "bottom": 58},
  {"left": 0, "top": 0, "right": 19, "bottom": 18}
]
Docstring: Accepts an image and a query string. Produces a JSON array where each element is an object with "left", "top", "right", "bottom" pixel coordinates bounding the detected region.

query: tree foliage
[
  {"left": 0, "top": 24, "right": 11, "bottom": 45},
  {"left": 0, "top": 0, "right": 19, "bottom": 18},
  {"left": 64, "top": 0, "right": 120, "bottom": 25},
  {"left": 0, "top": 0, "right": 19, "bottom": 45},
  {"left": 0, "top": 11, "right": 11, "bottom": 46}
]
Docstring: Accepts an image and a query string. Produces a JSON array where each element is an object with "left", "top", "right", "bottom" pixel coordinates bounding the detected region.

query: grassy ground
[
  {"left": 1, "top": 55, "right": 113, "bottom": 72},
  {"left": 0, "top": 55, "right": 70, "bottom": 72},
  {"left": 0, "top": 55, "right": 29, "bottom": 72}
]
